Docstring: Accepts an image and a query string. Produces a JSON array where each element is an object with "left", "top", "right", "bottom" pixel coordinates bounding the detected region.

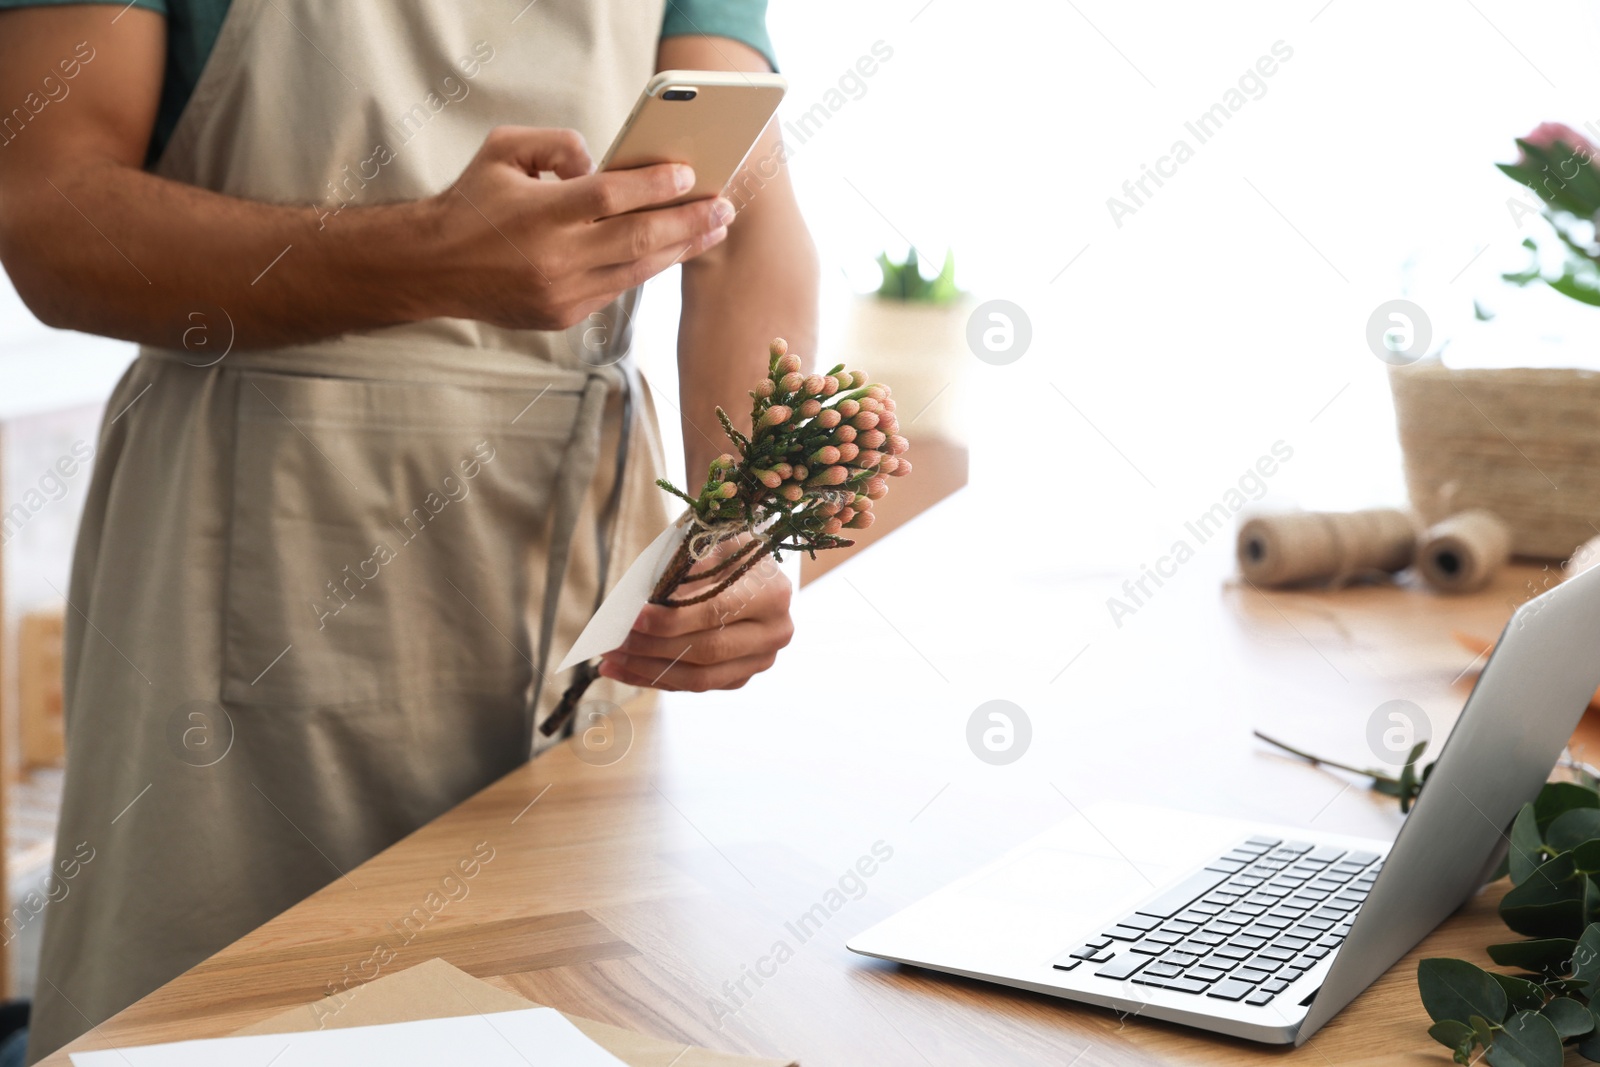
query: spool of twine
[
  {"left": 1237, "top": 508, "right": 1417, "bottom": 588},
  {"left": 1417, "top": 509, "right": 1512, "bottom": 594},
  {"left": 1568, "top": 534, "right": 1600, "bottom": 579}
]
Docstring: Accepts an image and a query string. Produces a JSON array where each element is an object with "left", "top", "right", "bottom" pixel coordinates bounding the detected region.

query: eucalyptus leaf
[
  {"left": 1484, "top": 940, "right": 1574, "bottom": 979},
  {"left": 1534, "top": 782, "right": 1600, "bottom": 834},
  {"left": 1572, "top": 839, "right": 1600, "bottom": 874},
  {"left": 1541, "top": 996, "right": 1593, "bottom": 1038},
  {"left": 1429, "top": 1018, "right": 1477, "bottom": 1063},
  {"left": 1509, "top": 804, "right": 1546, "bottom": 885},
  {"left": 1501, "top": 853, "right": 1587, "bottom": 938},
  {"left": 1547, "top": 274, "right": 1600, "bottom": 307},
  {"left": 1485, "top": 1009, "right": 1564, "bottom": 1067},
  {"left": 1579, "top": 1003, "right": 1600, "bottom": 1061},
  {"left": 1572, "top": 923, "right": 1600, "bottom": 995},
  {"left": 1419, "top": 958, "right": 1510, "bottom": 1027}
]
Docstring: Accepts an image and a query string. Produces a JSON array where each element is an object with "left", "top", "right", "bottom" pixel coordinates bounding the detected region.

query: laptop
[{"left": 848, "top": 559, "right": 1600, "bottom": 1044}]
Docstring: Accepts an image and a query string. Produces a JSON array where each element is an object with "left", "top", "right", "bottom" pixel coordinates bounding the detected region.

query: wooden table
[{"left": 40, "top": 492, "right": 1584, "bottom": 1066}]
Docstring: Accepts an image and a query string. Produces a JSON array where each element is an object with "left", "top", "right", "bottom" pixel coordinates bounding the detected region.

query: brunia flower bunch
[{"left": 649, "top": 337, "right": 912, "bottom": 606}]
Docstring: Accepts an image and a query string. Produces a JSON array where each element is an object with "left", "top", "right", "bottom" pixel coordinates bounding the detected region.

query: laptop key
[
  {"left": 1305, "top": 846, "right": 1346, "bottom": 864},
  {"left": 1233, "top": 967, "right": 1270, "bottom": 984},
  {"left": 1258, "top": 945, "right": 1296, "bottom": 961},
  {"left": 1104, "top": 925, "right": 1145, "bottom": 941},
  {"left": 1191, "top": 965, "right": 1227, "bottom": 982},
  {"left": 1245, "top": 836, "right": 1282, "bottom": 849},
  {"left": 1263, "top": 978, "right": 1290, "bottom": 993},
  {"left": 1278, "top": 936, "right": 1311, "bottom": 951},
  {"left": 1255, "top": 915, "right": 1292, "bottom": 930},
  {"left": 1213, "top": 944, "right": 1253, "bottom": 961},
  {"left": 1085, "top": 935, "right": 1113, "bottom": 949},
  {"left": 1174, "top": 940, "right": 1213, "bottom": 958},
  {"left": 1130, "top": 941, "right": 1170, "bottom": 956},
  {"left": 1052, "top": 958, "right": 1082, "bottom": 971},
  {"left": 1191, "top": 931, "right": 1227, "bottom": 946},
  {"left": 1230, "top": 934, "right": 1268, "bottom": 950},
  {"left": 1165, "top": 920, "right": 1199, "bottom": 935},
  {"left": 1245, "top": 957, "right": 1283, "bottom": 973},
  {"left": 1205, "top": 859, "right": 1247, "bottom": 874},
  {"left": 1134, "top": 869, "right": 1231, "bottom": 919},
  {"left": 1306, "top": 946, "right": 1331, "bottom": 960},
  {"left": 1069, "top": 946, "right": 1115, "bottom": 962},
  {"left": 1165, "top": 951, "right": 1202, "bottom": 967},
  {"left": 1095, "top": 954, "right": 1148, "bottom": 980},
  {"left": 1144, "top": 962, "right": 1183, "bottom": 979},
  {"left": 1119, "top": 913, "right": 1162, "bottom": 931},
  {"left": 1300, "top": 917, "right": 1335, "bottom": 932},
  {"left": 1345, "top": 850, "right": 1380, "bottom": 865},
  {"left": 1145, "top": 930, "right": 1183, "bottom": 945},
  {"left": 1206, "top": 978, "right": 1256, "bottom": 1001},
  {"left": 1246, "top": 990, "right": 1276, "bottom": 1006}
]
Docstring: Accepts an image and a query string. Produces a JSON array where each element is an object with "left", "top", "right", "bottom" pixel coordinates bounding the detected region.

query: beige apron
[{"left": 28, "top": 0, "right": 669, "bottom": 1060}]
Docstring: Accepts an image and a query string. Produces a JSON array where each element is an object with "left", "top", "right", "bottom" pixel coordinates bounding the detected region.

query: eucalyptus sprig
[{"left": 1253, "top": 729, "right": 1434, "bottom": 812}]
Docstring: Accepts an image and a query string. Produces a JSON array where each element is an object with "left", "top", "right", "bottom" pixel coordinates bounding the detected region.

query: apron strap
[{"left": 528, "top": 368, "right": 634, "bottom": 752}]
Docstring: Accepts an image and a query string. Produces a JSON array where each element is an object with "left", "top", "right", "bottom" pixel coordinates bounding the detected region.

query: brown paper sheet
[{"left": 228, "top": 957, "right": 794, "bottom": 1067}]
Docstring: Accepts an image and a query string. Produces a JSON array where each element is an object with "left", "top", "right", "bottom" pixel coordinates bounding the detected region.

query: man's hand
[
  {"left": 597, "top": 562, "right": 793, "bottom": 692},
  {"left": 430, "top": 127, "right": 732, "bottom": 332}
]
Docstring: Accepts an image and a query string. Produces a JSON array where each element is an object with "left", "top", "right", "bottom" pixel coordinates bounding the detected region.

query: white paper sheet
[
  {"left": 68, "top": 1007, "right": 630, "bottom": 1067},
  {"left": 557, "top": 510, "right": 691, "bottom": 672}
]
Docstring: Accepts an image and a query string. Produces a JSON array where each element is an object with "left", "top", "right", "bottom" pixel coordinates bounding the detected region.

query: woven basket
[{"left": 1389, "top": 362, "right": 1600, "bottom": 560}]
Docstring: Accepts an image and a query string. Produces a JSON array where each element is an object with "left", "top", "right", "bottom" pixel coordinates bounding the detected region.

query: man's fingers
[
  {"left": 577, "top": 227, "right": 727, "bottom": 299},
  {"left": 630, "top": 600, "right": 724, "bottom": 639},
  {"left": 483, "top": 125, "right": 593, "bottom": 178},
  {"left": 586, "top": 197, "right": 734, "bottom": 267},
  {"left": 614, "top": 617, "right": 773, "bottom": 665},
  {"left": 565, "top": 163, "right": 696, "bottom": 220},
  {"left": 599, "top": 650, "right": 774, "bottom": 692}
]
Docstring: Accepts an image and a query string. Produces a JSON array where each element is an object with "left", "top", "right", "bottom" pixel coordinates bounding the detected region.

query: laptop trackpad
[{"left": 962, "top": 847, "right": 1159, "bottom": 920}]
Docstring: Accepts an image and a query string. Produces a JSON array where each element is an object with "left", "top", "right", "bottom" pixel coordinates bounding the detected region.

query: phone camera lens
[{"left": 662, "top": 88, "right": 697, "bottom": 101}]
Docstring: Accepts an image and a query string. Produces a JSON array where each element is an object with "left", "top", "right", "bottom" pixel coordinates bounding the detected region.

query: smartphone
[{"left": 599, "top": 69, "right": 788, "bottom": 208}]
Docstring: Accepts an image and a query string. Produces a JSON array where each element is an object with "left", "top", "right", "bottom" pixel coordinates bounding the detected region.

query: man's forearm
[
  {"left": 2, "top": 160, "right": 442, "bottom": 349},
  {"left": 676, "top": 199, "right": 820, "bottom": 482}
]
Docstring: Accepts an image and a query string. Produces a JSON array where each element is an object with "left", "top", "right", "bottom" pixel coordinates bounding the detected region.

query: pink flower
[
  {"left": 847, "top": 511, "right": 875, "bottom": 529},
  {"left": 776, "top": 354, "right": 802, "bottom": 376},
  {"left": 803, "top": 374, "right": 825, "bottom": 395},
  {"left": 855, "top": 450, "right": 884, "bottom": 469},
  {"left": 754, "top": 379, "right": 775, "bottom": 398},
  {"left": 865, "top": 477, "right": 888, "bottom": 499},
  {"left": 866, "top": 385, "right": 888, "bottom": 402},
  {"left": 887, "top": 434, "right": 909, "bottom": 455},
  {"left": 756, "top": 468, "right": 782, "bottom": 489},
  {"left": 799, "top": 399, "right": 822, "bottom": 418},
  {"left": 780, "top": 483, "right": 804, "bottom": 502},
  {"left": 780, "top": 371, "right": 804, "bottom": 393},
  {"left": 760, "top": 405, "right": 792, "bottom": 428},
  {"left": 889, "top": 458, "right": 911, "bottom": 477},
  {"left": 769, "top": 337, "right": 789, "bottom": 358},
  {"left": 835, "top": 424, "right": 856, "bottom": 444},
  {"left": 822, "top": 376, "right": 840, "bottom": 396},
  {"left": 852, "top": 411, "right": 880, "bottom": 431},
  {"left": 822, "top": 518, "right": 844, "bottom": 535},
  {"left": 811, "top": 445, "right": 841, "bottom": 465},
  {"left": 837, "top": 399, "right": 860, "bottom": 418},
  {"left": 1521, "top": 122, "right": 1596, "bottom": 162},
  {"left": 837, "top": 442, "right": 859, "bottom": 462},
  {"left": 817, "top": 409, "right": 842, "bottom": 429},
  {"left": 859, "top": 429, "right": 886, "bottom": 449}
]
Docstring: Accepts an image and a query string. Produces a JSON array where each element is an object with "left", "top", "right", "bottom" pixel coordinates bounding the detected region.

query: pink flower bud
[
  {"left": 793, "top": 464, "right": 808, "bottom": 481},
  {"left": 852, "top": 412, "right": 880, "bottom": 431},
  {"left": 880, "top": 415, "right": 899, "bottom": 434},
  {"left": 817, "top": 502, "right": 840, "bottom": 518},
  {"left": 837, "top": 442, "right": 859, "bottom": 462},
  {"left": 888, "top": 434, "right": 909, "bottom": 455},
  {"left": 860, "top": 429, "right": 886, "bottom": 449},
  {"left": 803, "top": 374, "right": 825, "bottom": 395},
  {"left": 715, "top": 453, "right": 737, "bottom": 468},
  {"left": 799, "top": 399, "right": 822, "bottom": 418},
  {"left": 836, "top": 425, "right": 857, "bottom": 444},
  {"left": 777, "top": 354, "right": 802, "bottom": 375},
  {"left": 811, "top": 445, "right": 841, "bottom": 465},
  {"left": 806, "top": 466, "right": 848, "bottom": 487},
  {"left": 838, "top": 506, "right": 855, "bottom": 524},
  {"left": 850, "top": 371, "right": 868, "bottom": 388},
  {"left": 756, "top": 468, "right": 782, "bottom": 489},
  {"left": 773, "top": 462, "right": 793, "bottom": 479},
  {"left": 855, "top": 449, "right": 884, "bottom": 469},
  {"left": 817, "top": 408, "right": 842, "bottom": 429},
  {"left": 760, "top": 405, "right": 791, "bottom": 428},
  {"left": 822, "top": 518, "right": 844, "bottom": 535},
  {"left": 822, "top": 376, "right": 840, "bottom": 396},
  {"left": 847, "top": 511, "right": 876, "bottom": 529},
  {"left": 780, "top": 371, "right": 804, "bottom": 393},
  {"left": 884, "top": 397, "right": 897, "bottom": 412},
  {"left": 877, "top": 455, "right": 899, "bottom": 475},
  {"left": 889, "top": 458, "right": 911, "bottom": 477},
  {"left": 770, "top": 337, "right": 789, "bottom": 358},
  {"left": 716, "top": 482, "right": 737, "bottom": 499},
  {"left": 859, "top": 397, "right": 883, "bottom": 414},
  {"left": 866, "top": 385, "right": 887, "bottom": 402},
  {"left": 837, "top": 399, "right": 860, "bottom": 418},
  {"left": 866, "top": 477, "right": 888, "bottom": 499},
  {"left": 854, "top": 496, "right": 873, "bottom": 512},
  {"left": 780, "top": 483, "right": 804, "bottom": 502},
  {"left": 755, "top": 379, "right": 776, "bottom": 398}
]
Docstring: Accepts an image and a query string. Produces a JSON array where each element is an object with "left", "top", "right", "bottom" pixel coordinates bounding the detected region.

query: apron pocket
[{"left": 220, "top": 371, "right": 577, "bottom": 708}]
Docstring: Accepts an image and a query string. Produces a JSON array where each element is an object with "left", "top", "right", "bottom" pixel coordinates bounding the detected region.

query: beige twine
[{"left": 1236, "top": 508, "right": 1417, "bottom": 588}]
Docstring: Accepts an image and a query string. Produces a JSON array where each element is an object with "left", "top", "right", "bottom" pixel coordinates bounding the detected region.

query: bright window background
[{"left": 5, "top": 0, "right": 1600, "bottom": 574}]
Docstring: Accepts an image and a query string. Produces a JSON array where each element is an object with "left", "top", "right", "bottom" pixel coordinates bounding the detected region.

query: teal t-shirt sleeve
[{"left": 661, "top": 0, "right": 776, "bottom": 70}]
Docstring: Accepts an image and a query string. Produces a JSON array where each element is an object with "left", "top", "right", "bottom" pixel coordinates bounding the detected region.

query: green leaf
[
  {"left": 1429, "top": 1018, "right": 1477, "bottom": 1061},
  {"left": 1541, "top": 996, "right": 1593, "bottom": 1038},
  {"left": 1418, "top": 958, "right": 1510, "bottom": 1027},
  {"left": 1501, "top": 853, "right": 1587, "bottom": 938},
  {"left": 1484, "top": 940, "right": 1574, "bottom": 985},
  {"left": 1579, "top": 1003, "right": 1600, "bottom": 1060},
  {"left": 1510, "top": 804, "right": 1547, "bottom": 885},
  {"left": 1485, "top": 1009, "right": 1564, "bottom": 1067},
  {"left": 1488, "top": 967, "right": 1559, "bottom": 1004},
  {"left": 1547, "top": 273, "right": 1600, "bottom": 307},
  {"left": 1572, "top": 923, "right": 1600, "bottom": 995},
  {"left": 1534, "top": 782, "right": 1600, "bottom": 834}
]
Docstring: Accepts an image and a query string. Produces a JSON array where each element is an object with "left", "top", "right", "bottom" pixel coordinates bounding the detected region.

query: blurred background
[{"left": 5, "top": 0, "right": 1600, "bottom": 995}]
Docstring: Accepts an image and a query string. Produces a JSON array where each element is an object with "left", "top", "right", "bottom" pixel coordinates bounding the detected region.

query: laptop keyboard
[{"left": 1051, "top": 837, "right": 1382, "bottom": 1008}]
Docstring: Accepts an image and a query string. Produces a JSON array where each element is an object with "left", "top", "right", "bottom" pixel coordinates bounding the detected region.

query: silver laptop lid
[{"left": 1297, "top": 560, "right": 1600, "bottom": 1043}]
